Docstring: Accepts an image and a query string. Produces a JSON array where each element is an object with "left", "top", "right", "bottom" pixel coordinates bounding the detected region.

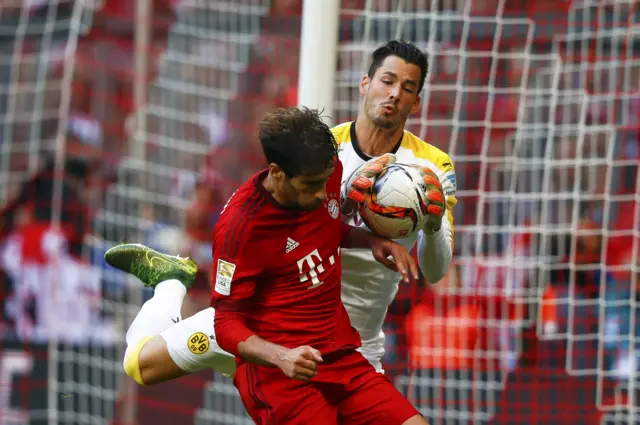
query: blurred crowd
[{"left": 0, "top": 0, "right": 639, "bottom": 424}]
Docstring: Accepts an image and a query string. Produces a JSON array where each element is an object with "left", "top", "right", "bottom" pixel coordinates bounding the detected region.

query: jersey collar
[{"left": 349, "top": 121, "right": 404, "bottom": 162}]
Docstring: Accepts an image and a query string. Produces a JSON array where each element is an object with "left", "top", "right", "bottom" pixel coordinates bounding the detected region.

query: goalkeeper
[{"left": 111, "top": 39, "right": 456, "bottom": 385}]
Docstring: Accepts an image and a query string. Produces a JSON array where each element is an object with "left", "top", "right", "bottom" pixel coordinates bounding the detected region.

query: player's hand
[
  {"left": 277, "top": 346, "right": 323, "bottom": 381},
  {"left": 411, "top": 165, "right": 446, "bottom": 234},
  {"left": 370, "top": 235, "right": 420, "bottom": 284},
  {"left": 341, "top": 153, "right": 397, "bottom": 216}
]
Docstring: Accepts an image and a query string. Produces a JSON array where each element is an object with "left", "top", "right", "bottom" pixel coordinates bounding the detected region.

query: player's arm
[
  {"left": 211, "top": 252, "right": 323, "bottom": 380},
  {"left": 416, "top": 159, "right": 457, "bottom": 283},
  {"left": 341, "top": 223, "right": 419, "bottom": 284},
  {"left": 212, "top": 289, "right": 282, "bottom": 369},
  {"left": 209, "top": 262, "right": 265, "bottom": 360}
]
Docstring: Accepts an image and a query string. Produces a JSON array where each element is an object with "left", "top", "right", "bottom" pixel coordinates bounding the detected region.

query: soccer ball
[{"left": 359, "top": 163, "right": 429, "bottom": 239}]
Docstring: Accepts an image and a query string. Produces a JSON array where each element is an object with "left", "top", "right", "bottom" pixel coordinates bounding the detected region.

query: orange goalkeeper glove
[
  {"left": 411, "top": 165, "right": 446, "bottom": 234},
  {"left": 341, "top": 153, "right": 397, "bottom": 217}
]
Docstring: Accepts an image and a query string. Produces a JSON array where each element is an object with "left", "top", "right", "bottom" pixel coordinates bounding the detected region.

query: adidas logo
[{"left": 285, "top": 237, "right": 299, "bottom": 253}]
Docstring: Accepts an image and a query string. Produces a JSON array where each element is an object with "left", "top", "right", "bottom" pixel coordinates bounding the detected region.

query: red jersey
[{"left": 210, "top": 161, "right": 361, "bottom": 360}]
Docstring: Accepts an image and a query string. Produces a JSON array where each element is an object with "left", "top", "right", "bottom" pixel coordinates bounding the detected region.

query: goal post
[{"left": 297, "top": 0, "right": 340, "bottom": 124}]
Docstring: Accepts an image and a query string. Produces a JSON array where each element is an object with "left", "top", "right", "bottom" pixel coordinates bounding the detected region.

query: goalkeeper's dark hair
[
  {"left": 259, "top": 106, "right": 338, "bottom": 178},
  {"left": 368, "top": 40, "right": 428, "bottom": 93}
]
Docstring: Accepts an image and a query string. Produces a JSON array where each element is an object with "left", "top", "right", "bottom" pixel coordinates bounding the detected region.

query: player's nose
[{"left": 389, "top": 83, "right": 401, "bottom": 98}]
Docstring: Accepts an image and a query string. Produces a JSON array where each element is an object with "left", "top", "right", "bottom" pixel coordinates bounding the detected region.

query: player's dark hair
[
  {"left": 259, "top": 106, "right": 338, "bottom": 178},
  {"left": 368, "top": 40, "right": 428, "bottom": 93}
]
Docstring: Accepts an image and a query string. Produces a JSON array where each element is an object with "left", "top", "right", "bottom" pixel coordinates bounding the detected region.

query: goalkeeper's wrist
[{"left": 423, "top": 223, "right": 442, "bottom": 235}]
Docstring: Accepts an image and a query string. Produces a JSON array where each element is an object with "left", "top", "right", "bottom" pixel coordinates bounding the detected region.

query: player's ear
[
  {"left": 359, "top": 75, "right": 370, "bottom": 96},
  {"left": 410, "top": 94, "right": 421, "bottom": 115},
  {"left": 268, "top": 163, "right": 285, "bottom": 180}
]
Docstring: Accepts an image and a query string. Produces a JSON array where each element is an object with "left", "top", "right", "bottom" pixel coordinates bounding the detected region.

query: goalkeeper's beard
[{"left": 364, "top": 99, "right": 407, "bottom": 131}]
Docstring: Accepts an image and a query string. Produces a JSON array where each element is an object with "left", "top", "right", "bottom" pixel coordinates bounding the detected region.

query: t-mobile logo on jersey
[{"left": 296, "top": 247, "right": 340, "bottom": 289}]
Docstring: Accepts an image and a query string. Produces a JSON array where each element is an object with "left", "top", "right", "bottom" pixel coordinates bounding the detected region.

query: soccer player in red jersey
[{"left": 210, "top": 107, "right": 428, "bottom": 425}]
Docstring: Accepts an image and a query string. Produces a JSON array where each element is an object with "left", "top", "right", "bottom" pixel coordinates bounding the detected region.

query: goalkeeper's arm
[
  {"left": 416, "top": 216, "right": 454, "bottom": 283},
  {"left": 416, "top": 166, "right": 457, "bottom": 284}
]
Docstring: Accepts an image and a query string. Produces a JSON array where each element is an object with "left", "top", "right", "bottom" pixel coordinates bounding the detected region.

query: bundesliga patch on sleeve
[
  {"left": 215, "top": 259, "right": 236, "bottom": 296},
  {"left": 442, "top": 170, "right": 457, "bottom": 195}
]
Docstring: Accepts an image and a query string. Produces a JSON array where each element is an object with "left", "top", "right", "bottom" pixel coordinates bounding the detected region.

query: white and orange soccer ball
[{"left": 359, "top": 163, "right": 430, "bottom": 240}]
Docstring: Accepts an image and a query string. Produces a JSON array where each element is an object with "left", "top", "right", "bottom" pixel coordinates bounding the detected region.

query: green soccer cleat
[{"left": 104, "top": 243, "right": 198, "bottom": 289}]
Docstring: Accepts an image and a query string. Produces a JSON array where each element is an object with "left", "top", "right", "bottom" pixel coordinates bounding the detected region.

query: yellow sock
[{"left": 123, "top": 336, "right": 153, "bottom": 386}]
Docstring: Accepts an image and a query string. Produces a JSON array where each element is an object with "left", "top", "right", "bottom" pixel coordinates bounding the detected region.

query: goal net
[
  {"left": 333, "top": 1, "right": 638, "bottom": 424},
  {"left": 331, "top": 1, "right": 638, "bottom": 424},
  {"left": 0, "top": 0, "right": 638, "bottom": 425},
  {"left": 0, "top": 0, "right": 269, "bottom": 424}
]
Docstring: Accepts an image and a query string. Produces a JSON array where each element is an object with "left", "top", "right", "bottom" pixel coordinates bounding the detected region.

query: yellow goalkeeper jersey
[{"left": 331, "top": 121, "right": 457, "bottom": 371}]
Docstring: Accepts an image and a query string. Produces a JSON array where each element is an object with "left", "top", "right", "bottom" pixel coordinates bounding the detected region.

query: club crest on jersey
[
  {"left": 215, "top": 259, "right": 235, "bottom": 296},
  {"left": 327, "top": 199, "right": 340, "bottom": 219}
]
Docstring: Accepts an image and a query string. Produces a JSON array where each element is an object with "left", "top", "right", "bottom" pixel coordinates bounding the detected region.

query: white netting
[
  {"left": 334, "top": 0, "right": 640, "bottom": 424},
  {"left": 0, "top": 1, "right": 270, "bottom": 424},
  {"left": 0, "top": 2, "right": 116, "bottom": 424},
  {"left": 1, "top": 0, "right": 639, "bottom": 424}
]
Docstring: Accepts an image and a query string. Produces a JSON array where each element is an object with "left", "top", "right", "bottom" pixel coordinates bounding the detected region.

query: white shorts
[
  {"left": 159, "top": 307, "right": 386, "bottom": 377},
  {"left": 160, "top": 307, "right": 236, "bottom": 376}
]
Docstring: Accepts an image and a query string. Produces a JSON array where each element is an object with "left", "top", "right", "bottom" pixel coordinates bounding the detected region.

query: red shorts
[{"left": 233, "top": 349, "right": 421, "bottom": 425}]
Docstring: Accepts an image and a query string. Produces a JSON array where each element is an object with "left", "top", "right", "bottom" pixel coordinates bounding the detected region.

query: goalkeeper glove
[
  {"left": 411, "top": 165, "right": 446, "bottom": 234},
  {"left": 341, "top": 153, "right": 397, "bottom": 217}
]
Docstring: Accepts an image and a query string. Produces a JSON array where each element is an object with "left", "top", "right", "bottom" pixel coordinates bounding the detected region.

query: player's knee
[
  {"left": 124, "top": 336, "right": 179, "bottom": 386},
  {"left": 123, "top": 336, "right": 153, "bottom": 386},
  {"left": 132, "top": 335, "right": 190, "bottom": 385}
]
